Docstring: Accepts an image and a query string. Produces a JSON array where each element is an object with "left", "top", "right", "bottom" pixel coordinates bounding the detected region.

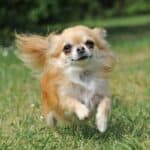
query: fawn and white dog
[{"left": 16, "top": 25, "right": 115, "bottom": 132}]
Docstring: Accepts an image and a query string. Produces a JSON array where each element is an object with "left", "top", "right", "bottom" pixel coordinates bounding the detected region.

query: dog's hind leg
[
  {"left": 46, "top": 111, "right": 57, "bottom": 127},
  {"left": 96, "top": 97, "right": 111, "bottom": 132}
]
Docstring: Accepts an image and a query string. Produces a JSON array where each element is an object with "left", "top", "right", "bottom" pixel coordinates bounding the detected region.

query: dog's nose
[{"left": 77, "top": 47, "right": 85, "bottom": 55}]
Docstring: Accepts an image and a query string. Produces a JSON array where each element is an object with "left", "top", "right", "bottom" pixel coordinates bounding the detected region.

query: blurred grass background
[
  {"left": 0, "top": 0, "right": 150, "bottom": 149},
  {"left": 0, "top": 0, "right": 150, "bottom": 45}
]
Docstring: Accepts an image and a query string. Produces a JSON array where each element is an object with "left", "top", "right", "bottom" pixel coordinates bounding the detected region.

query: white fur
[
  {"left": 75, "top": 103, "right": 89, "bottom": 120},
  {"left": 96, "top": 113, "right": 108, "bottom": 132},
  {"left": 47, "top": 112, "right": 55, "bottom": 127},
  {"left": 96, "top": 97, "right": 111, "bottom": 132},
  {"left": 63, "top": 66, "right": 109, "bottom": 111}
]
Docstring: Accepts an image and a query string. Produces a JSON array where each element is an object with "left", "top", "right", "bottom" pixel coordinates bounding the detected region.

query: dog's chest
[
  {"left": 67, "top": 70, "right": 108, "bottom": 110},
  {"left": 73, "top": 73, "right": 96, "bottom": 109}
]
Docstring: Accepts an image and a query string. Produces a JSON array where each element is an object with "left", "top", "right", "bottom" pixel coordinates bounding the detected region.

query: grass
[
  {"left": 0, "top": 15, "right": 150, "bottom": 149},
  {"left": 46, "top": 14, "right": 150, "bottom": 33}
]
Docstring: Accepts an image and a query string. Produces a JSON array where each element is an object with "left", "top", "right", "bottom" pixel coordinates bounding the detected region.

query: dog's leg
[
  {"left": 42, "top": 101, "right": 57, "bottom": 127},
  {"left": 61, "top": 97, "right": 90, "bottom": 120},
  {"left": 96, "top": 96, "right": 111, "bottom": 132},
  {"left": 46, "top": 111, "right": 57, "bottom": 127}
]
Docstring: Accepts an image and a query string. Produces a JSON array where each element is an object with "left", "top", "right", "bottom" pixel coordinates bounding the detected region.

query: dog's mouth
[{"left": 72, "top": 55, "right": 92, "bottom": 61}]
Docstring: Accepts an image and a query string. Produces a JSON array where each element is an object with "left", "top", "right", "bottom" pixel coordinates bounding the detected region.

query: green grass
[
  {"left": 0, "top": 15, "right": 150, "bottom": 149},
  {"left": 72, "top": 14, "right": 150, "bottom": 27},
  {"left": 46, "top": 14, "right": 150, "bottom": 32}
]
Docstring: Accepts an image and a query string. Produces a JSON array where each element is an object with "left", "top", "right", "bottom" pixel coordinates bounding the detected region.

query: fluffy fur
[{"left": 16, "top": 25, "right": 115, "bottom": 132}]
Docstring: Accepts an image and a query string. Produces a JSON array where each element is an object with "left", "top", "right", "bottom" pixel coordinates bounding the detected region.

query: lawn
[{"left": 0, "top": 15, "right": 150, "bottom": 150}]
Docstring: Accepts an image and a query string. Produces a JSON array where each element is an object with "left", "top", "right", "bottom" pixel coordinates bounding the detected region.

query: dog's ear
[
  {"left": 47, "top": 33, "right": 61, "bottom": 57},
  {"left": 92, "top": 27, "right": 108, "bottom": 50},
  {"left": 92, "top": 28, "right": 116, "bottom": 76},
  {"left": 16, "top": 34, "right": 50, "bottom": 70},
  {"left": 93, "top": 28, "right": 107, "bottom": 38}
]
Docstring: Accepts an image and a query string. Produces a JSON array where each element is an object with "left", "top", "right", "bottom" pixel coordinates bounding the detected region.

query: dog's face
[
  {"left": 59, "top": 27, "right": 95, "bottom": 62},
  {"left": 48, "top": 26, "right": 114, "bottom": 70},
  {"left": 16, "top": 25, "right": 115, "bottom": 74}
]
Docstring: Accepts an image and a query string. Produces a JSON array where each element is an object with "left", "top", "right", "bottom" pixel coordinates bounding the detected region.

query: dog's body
[{"left": 16, "top": 25, "right": 115, "bottom": 132}]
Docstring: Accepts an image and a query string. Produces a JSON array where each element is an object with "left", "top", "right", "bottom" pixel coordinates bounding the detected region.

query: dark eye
[
  {"left": 85, "top": 40, "right": 94, "bottom": 48},
  {"left": 63, "top": 44, "right": 72, "bottom": 54}
]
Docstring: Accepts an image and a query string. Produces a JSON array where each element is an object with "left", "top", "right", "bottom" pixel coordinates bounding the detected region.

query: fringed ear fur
[
  {"left": 15, "top": 34, "right": 49, "bottom": 70},
  {"left": 102, "top": 52, "right": 116, "bottom": 71},
  {"left": 92, "top": 28, "right": 116, "bottom": 76},
  {"left": 93, "top": 28, "right": 107, "bottom": 38}
]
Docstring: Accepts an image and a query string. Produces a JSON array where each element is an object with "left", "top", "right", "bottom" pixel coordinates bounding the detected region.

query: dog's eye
[
  {"left": 63, "top": 44, "right": 72, "bottom": 54},
  {"left": 85, "top": 40, "right": 94, "bottom": 48}
]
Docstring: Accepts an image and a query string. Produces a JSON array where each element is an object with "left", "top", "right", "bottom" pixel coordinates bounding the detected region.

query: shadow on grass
[
  {"left": 37, "top": 97, "right": 143, "bottom": 143},
  {"left": 107, "top": 23, "right": 150, "bottom": 35},
  {"left": 1, "top": 22, "right": 150, "bottom": 46},
  {"left": 49, "top": 119, "right": 126, "bottom": 142},
  {"left": 106, "top": 23, "right": 150, "bottom": 42},
  {"left": 42, "top": 99, "right": 127, "bottom": 141}
]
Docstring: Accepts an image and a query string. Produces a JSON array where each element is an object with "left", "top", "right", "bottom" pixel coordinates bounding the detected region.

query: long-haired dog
[{"left": 16, "top": 25, "right": 115, "bottom": 132}]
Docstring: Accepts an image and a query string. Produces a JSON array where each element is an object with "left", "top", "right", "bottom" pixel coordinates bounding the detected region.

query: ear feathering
[
  {"left": 101, "top": 52, "right": 116, "bottom": 74},
  {"left": 92, "top": 28, "right": 116, "bottom": 77},
  {"left": 15, "top": 34, "right": 49, "bottom": 70},
  {"left": 93, "top": 27, "right": 107, "bottom": 38}
]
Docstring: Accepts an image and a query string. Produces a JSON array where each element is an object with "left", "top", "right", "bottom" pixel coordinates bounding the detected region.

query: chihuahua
[{"left": 16, "top": 25, "right": 115, "bottom": 132}]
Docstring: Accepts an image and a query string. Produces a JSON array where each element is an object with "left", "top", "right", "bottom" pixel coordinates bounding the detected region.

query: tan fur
[
  {"left": 16, "top": 34, "right": 49, "bottom": 70},
  {"left": 16, "top": 25, "right": 115, "bottom": 132}
]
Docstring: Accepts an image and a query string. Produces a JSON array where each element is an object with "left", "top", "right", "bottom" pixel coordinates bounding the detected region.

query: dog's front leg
[
  {"left": 96, "top": 96, "right": 111, "bottom": 132},
  {"left": 61, "top": 96, "right": 90, "bottom": 120}
]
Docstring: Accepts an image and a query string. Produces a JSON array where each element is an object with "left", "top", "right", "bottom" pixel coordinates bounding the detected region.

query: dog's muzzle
[{"left": 72, "top": 55, "right": 92, "bottom": 61}]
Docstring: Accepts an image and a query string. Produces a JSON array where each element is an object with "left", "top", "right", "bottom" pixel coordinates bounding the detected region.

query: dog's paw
[
  {"left": 46, "top": 112, "right": 56, "bottom": 127},
  {"left": 96, "top": 117, "right": 107, "bottom": 133},
  {"left": 75, "top": 104, "right": 89, "bottom": 120}
]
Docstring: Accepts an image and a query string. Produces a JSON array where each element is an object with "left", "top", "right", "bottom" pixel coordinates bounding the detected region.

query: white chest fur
[{"left": 64, "top": 67, "right": 109, "bottom": 110}]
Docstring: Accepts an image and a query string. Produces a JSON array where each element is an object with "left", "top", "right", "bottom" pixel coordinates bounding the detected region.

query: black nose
[{"left": 77, "top": 47, "right": 85, "bottom": 55}]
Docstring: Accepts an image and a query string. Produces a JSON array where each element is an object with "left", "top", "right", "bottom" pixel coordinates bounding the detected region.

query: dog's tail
[{"left": 15, "top": 34, "right": 49, "bottom": 71}]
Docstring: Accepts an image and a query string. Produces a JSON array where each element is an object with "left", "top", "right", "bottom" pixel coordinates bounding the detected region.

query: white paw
[
  {"left": 76, "top": 104, "right": 89, "bottom": 120},
  {"left": 96, "top": 118, "right": 107, "bottom": 133},
  {"left": 47, "top": 112, "right": 56, "bottom": 127}
]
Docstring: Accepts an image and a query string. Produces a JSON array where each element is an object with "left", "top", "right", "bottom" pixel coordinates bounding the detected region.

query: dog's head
[{"left": 16, "top": 25, "right": 115, "bottom": 75}]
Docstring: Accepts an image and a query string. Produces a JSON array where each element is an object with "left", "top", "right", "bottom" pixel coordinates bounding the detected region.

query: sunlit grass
[
  {"left": 46, "top": 14, "right": 150, "bottom": 32},
  {"left": 74, "top": 14, "right": 150, "bottom": 27}
]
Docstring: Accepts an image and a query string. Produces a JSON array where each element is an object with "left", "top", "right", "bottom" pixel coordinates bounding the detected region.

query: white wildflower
[
  {"left": 40, "top": 115, "right": 44, "bottom": 120},
  {"left": 2, "top": 50, "right": 8, "bottom": 57},
  {"left": 30, "top": 103, "right": 35, "bottom": 108}
]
